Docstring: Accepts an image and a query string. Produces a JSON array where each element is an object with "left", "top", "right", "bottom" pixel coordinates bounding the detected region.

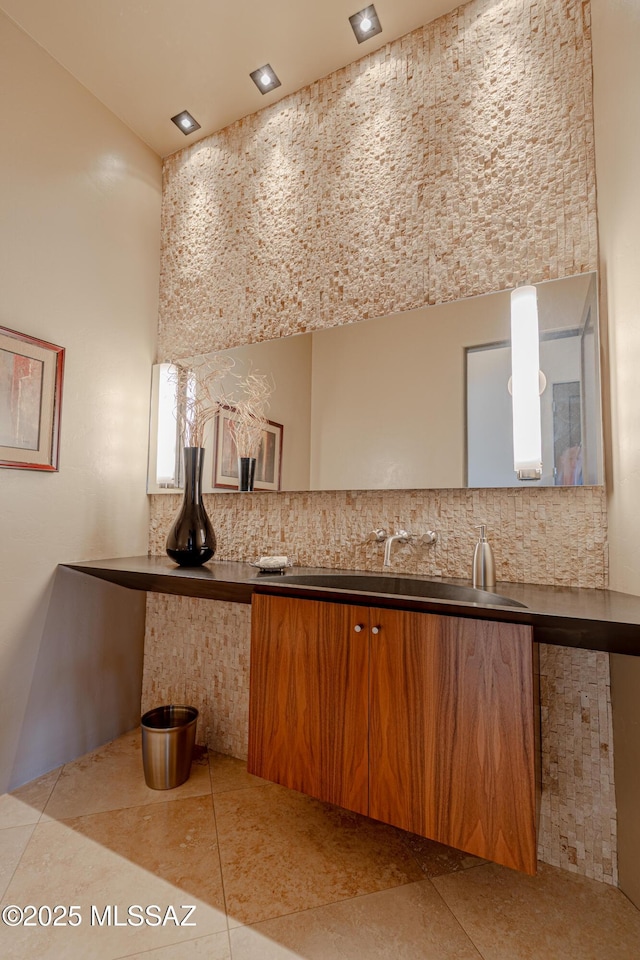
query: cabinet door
[
  {"left": 369, "top": 608, "right": 537, "bottom": 874},
  {"left": 248, "top": 593, "right": 369, "bottom": 815}
]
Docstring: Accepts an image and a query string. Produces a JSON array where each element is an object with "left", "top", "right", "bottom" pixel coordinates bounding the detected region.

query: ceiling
[{"left": 1, "top": 0, "right": 461, "bottom": 157}]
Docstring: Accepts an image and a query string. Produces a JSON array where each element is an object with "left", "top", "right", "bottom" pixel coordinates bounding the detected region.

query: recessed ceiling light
[
  {"left": 349, "top": 5, "right": 382, "bottom": 43},
  {"left": 170, "top": 110, "right": 201, "bottom": 135},
  {"left": 250, "top": 64, "right": 281, "bottom": 95}
]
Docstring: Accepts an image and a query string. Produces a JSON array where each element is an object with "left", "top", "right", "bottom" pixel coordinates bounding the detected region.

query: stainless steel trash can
[{"left": 141, "top": 705, "right": 198, "bottom": 790}]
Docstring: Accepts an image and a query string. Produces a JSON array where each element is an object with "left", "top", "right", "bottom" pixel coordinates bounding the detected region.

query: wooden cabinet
[
  {"left": 248, "top": 594, "right": 370, "bottom": 815},
  {"left": 248, "top": 592, "right": 538, "bottom": 874},
  {"left": 368, "top": 607, "right": 537, "bottom": 874}
]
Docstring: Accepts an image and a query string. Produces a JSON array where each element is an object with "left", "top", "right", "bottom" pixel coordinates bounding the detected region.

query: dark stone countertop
[{"left": 62, "top": 555, "right": 640, "bottom": 656}]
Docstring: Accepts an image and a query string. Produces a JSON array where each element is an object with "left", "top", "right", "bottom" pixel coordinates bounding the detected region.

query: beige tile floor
[{"left": 1, "top": 730, "right": 639, "bottom": 959}]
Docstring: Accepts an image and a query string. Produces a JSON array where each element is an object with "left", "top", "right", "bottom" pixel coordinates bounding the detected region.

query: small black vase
[
  {"left": 238, "top": 456, "right": 256, "bottom": 492},
  {"left": 166, "top": 447, "right": 216, "bottom": 566}
]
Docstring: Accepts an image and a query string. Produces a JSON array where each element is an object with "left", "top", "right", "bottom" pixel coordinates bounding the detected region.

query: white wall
[
  {"left": 309, "top": 306, "right": 467, "bottom": 489},
  {"left": 591, "top": 0, "right": 640, "bottom": 909},
  {"left": 0, "top": 13, "right": 162, "bottom": 791}
]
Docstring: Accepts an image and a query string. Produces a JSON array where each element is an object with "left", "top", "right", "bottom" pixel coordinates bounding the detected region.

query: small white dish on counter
[{"left": 250, "top": 556, "right": 292, "bottom": 574}]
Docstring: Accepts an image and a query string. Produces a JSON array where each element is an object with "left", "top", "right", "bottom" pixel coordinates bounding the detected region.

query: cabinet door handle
[
  {"left": 354, "top": 624, "right": 364, "bottom": 633},
  {"left": 371, "top": 625, "right": 381, "bottom": 635}
]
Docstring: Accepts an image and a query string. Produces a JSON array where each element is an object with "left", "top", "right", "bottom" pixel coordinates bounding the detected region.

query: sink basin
[{"left": 262, "top": 573, "right": 527, "bottom": 609}]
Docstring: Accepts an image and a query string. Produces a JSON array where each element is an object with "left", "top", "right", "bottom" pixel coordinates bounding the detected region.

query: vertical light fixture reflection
[
  {"left": 156, "top": 363, "right": 178, "bottom": 485},
  {"left": 510, "top": 285, "right": 542, "bottom": 480}
]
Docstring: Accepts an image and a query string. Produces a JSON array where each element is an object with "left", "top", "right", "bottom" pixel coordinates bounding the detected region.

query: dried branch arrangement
[
  {"left": 170, "top": 353, "right": 235, "bottom": 448},
  {"left": 231, "top": 370, "right": 273, "bottom": 458}
]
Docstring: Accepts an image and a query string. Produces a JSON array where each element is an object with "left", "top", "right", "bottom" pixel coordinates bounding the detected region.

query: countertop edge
[{"left": 61, "top": 558, "right": 640, "bottom": 656}]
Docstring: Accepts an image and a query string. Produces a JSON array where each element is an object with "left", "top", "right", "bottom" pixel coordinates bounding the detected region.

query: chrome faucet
[
  {"left": 368, "top": 527, "right": 437, "bottom": 566},
  {"left": 383, "top": 530, "right": 411, "bottom": 567}
]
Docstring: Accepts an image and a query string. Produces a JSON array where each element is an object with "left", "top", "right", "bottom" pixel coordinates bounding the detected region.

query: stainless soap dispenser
[{"left": 472, "top": 525, "right": 496, "bottom": 591}]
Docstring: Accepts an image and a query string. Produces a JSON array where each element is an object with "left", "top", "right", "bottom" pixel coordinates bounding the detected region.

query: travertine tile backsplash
[
  {"left": 145, "top": 0, "right": 615, "bottom": 885},
  {"left": 148, "top": 487, "right": 607, "bottom": 587}
]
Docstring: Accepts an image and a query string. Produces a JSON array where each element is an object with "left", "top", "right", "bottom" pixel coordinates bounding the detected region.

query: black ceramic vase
[
  {"left": 238, "top": 456, "right": 256, "bottom": 492},
  {"left": 166, "top": 447, "right": 216, "bottom": 566}
]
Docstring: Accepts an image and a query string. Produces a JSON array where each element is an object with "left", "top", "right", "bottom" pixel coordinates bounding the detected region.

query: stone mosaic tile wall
[
  {"left": 143, "top": 595, "right": 251, "bottom": 762},
  {"left": 538, "top": 646, "right": 616, "bottom": 884},
  {"left": 148, "top": 486, "right": 607, "bottom": 588},
  {"left": 145, "top": 0, "right": 615, "bottom": 885},
  {"left": 157, "top": 0, "right": 596, "bottom": 363}
]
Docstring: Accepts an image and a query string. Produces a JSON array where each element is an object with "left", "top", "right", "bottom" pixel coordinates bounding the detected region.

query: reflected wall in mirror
[
  {"left": 148, "top": 272, "right": 603, "bottom": 493},
  {"left": 467, "top": 273, "right": 601, "bottom": 486}
]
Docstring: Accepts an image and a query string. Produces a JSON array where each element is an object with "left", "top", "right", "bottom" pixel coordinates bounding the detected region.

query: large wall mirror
[{"left": 148, "top": 272, "right": 603, "bottom": 493}]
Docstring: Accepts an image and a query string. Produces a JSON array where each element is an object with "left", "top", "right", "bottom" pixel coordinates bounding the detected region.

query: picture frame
[
  {"left": 0, "top": 326, "right": 65, "bottom": 472},
  {"left": 213, "top": 406, "right": 283, "bottom": 491}
]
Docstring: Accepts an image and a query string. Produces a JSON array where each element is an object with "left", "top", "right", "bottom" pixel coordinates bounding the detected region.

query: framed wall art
[
  {"left": 0, "top": 326, "right": 65, "bottom": 471},
  {"left": 213, "top": 406, "right": 283, "bottom": 491}
]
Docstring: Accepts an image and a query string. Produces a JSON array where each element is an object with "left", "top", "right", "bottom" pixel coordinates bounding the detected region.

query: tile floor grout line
[
  {"left": 39, "top": 730, "right": 210, "bottom": 820},
  {"left": 224, "top": 875, "right": 496, "bottom": 954},
  {"left": 0, "top": 821, "right": 35, "bottom": 834},
  {"left": 39, "top": 789, "right": 214, "bottom": 828},
  {"left": 400, "top": 831, "right": 430, "bottom": 879},
  {"left": 2, "top": 767, "right": 64, "bottom": 902},
  {"left": 399, "top": 832, "right": 480, "bottom": 883},
  {"left": 225, "top": 876, "right": 427, "bottom": 931},
  {"left": 109, "top": 930, "right": 225, "bottom": 960},
  {"left": 0, "top": 822, "right": 37, "bottom": 906},
  {"left": 10, "top": 764, "right": 64, "bottom": 825},
  {"left": 387, "top": 824, "right": 491, "bottom": 885},
  {"left": 34, "top": 764, "right": 64, "bottom": 822},
  {"left": 209, "top": 754, "right": 235, "bottom": 957},
  {"left": 212, "top": 785, "right": 273, "bottom": 800},
  {"left": 211, "top": 779, "right": 277, "bottom": 798},
  {"left": 423, "top": 876, "right": 488, "bottom": 960},
  {"left": 40, "top": 786, "right": 213, "bottom": 821}
]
